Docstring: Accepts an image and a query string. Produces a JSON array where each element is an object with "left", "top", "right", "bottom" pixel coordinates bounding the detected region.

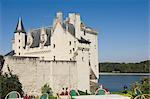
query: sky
[{"left": 0, "top": 0, "right": 149, "bottom": 63}]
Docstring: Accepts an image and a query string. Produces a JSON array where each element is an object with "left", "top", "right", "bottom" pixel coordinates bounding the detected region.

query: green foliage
[
  {"left": 0, "top": 55, "right": 5, "bottom": 72},
  {"left": 41, "top": 84, "right": 53, "bottom": 99},
  {"left": 130, "top": 77, "right": 150, "bottom": 98},
  {"left": 99, "top": 60, "right": 150, "bottom": 73},
  {"left": 78, "top": 90, "right": 90, "bottom": 95},
  {"left": 0, "top": 66, "right": 24, "bottom": 98}
]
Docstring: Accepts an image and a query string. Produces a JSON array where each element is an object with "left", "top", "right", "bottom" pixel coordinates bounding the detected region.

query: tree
[
  {"left": 41, "top": 84, "right": 53, "bottom": 98},
  {"left": 0, "top": 55, "right": 5, "bottom": 72},
  {"left": 99, "top": 60, "right": 150, "bottom": 73},
  {"left": 0, "top": 55, "right": 24, "bottom": 98}
]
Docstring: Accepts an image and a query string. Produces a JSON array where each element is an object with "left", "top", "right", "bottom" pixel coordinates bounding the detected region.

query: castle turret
[{"left": 13, "top": 17, "right": 26, "bottom": 56}]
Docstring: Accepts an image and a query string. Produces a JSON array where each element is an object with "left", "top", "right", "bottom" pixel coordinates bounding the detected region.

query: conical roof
[{"left": 14, "top": 17, "right": 26, "bottom": 33}]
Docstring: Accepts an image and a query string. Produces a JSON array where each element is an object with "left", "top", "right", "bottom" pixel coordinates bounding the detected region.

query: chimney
[
  {"left": 68, "top": 13, "right": 76, "bottom": 25},
  {"left": 56, "top": 11, "right": 63, "bottom": 24},
  {"left": 75, "top": 14, "right": 81, "bottom": 38}
]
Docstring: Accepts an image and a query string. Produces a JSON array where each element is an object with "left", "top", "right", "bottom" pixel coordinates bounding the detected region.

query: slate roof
[
  {"left": 29, "top": 27, "right": 52, "bottom": 48},
  {"left": 27, "top": 23, "right": 75, "bottom": 48},
  {"left": 5, "top": 50, "right": 15, "bottom": 56},
  {"left": 68, "top": 23, "right": 75, "bottom": 36},
  {"left": 14, "top": 18, "right": 26, "bottom": 33},
  {"left": 44, "top": 27, "right": 51, "bottom": 46},
  {"left": 78, "top": 37, "right": 91, "bottom": 44},
  {"left": 62, "top": 23, "right": 75, "bottom": 36},
  {"left": 30, "top": 29, "right": 41, "bottom": 48}
]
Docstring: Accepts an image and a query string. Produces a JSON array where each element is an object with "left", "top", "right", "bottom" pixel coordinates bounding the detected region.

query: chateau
[{"left": 2, "top": 12, "right": 99, "bottom": 95}]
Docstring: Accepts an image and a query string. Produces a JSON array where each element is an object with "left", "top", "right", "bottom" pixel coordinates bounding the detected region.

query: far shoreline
[{"left": 99, "top": 72, "right": 150, "bottom": 76}]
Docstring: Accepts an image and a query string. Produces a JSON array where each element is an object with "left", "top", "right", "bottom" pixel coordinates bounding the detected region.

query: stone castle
[{"left": 2, "top": 12, "right": 99, "bottom": 95}]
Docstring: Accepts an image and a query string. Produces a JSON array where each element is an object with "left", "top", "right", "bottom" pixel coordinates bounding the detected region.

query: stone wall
[{"left": 3, "top": 56, "right": 77, "bottom": 96}]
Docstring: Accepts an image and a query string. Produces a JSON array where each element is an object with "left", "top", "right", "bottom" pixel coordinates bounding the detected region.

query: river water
[{"left": 98, "top": 74, "right": 150, "bottom": 92}]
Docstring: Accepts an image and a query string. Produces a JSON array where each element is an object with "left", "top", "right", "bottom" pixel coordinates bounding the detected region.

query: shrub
[
  {"left": 0, "top": 66, "right": 24, "bottom": 98},
  {"left": 41, "top": 84, "right": 53, "bottom": 99}
]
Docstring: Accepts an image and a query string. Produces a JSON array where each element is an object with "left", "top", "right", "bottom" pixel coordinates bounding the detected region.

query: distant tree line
[{"left": 99, "top": 60, "right": 150, "bottom": 73}]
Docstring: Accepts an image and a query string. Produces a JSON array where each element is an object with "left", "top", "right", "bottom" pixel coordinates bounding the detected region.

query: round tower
[{"left": 13, "top": 17, "right": 26, "bottom": 56}]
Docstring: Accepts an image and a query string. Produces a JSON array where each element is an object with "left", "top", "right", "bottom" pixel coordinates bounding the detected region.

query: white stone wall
[
  {"left": 50, "top": 22, "right": 76, "bottom": 61},
  {"left": 76, "top": 49, "right": 90, "bottom": 93},
  {"left": 3, "top": 56, "right": 77, "bottom": 96},
  {"left": 86, "top": 32, "right": 99, "bottom": 79}
]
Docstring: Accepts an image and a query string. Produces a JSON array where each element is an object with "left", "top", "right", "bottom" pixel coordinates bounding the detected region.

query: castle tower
[{"left": 13, "top": 17, "right": 26, "bottom": 56}]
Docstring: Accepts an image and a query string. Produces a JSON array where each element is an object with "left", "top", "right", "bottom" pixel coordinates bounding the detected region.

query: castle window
[
  {"left": 19, "top": 40, "right": 20, "bottom": 42},
  {"left": 69, "top": 41, "right": 71, "bottom": 45},
  {"left": 70, "top": 58, "right": 72, "bottom": 61},
  {"left": 89, "top": 61, "right": 91, "bottom": 66},
  {"left": 19, "top": 53, "right": 20, "bottom": 55},
  {"left": 82, "top": 48, "right": 84, "bottom": 52},
  {"left": 53, "top": 56, "right": 55, "bottom": 61},
  {"left": 19, "top": 32, "right": 20, "bottom": 35},
  {"left": 84, "top": 30, "right": 86, "bottom": 35},
  {"left": 73, "top": 48, "right": 75, "bottom": 51},
  {"left": 95, "top": 65, "right": 97, "bottom": 68},
  {"left": 53, "top": 44, "right": 55, "bottom": 48},
  {"left": 82, "top": 57, "right": 84, "bottom": 61},
  {"left": 19, "top": 46, "right": 20, "bottom": 49},
  {"left": 70, "top": 50, "right": 72, "bottom": 54}
]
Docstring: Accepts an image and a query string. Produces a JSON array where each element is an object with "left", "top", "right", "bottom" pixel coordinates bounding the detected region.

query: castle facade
[{"left": 2, "top": 12, "right": 99, "bottom": 95}]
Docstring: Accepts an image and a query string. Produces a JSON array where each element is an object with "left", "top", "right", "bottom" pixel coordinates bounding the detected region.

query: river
[{"left": 98, "top": 73, "right": 150, "bottom": 92}]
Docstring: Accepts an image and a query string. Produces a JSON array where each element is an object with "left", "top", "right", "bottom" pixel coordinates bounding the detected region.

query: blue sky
[{"left": 0, "top": 0, "right": 149, "bottom": 62}]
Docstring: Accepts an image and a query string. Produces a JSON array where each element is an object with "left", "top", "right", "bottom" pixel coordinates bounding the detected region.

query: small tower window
[
  {"left": 53, "top": 44, "right": 55, "bottom": 48},
  {"left": 19, "top": 46, "right": 20, "bottom": 49},
  {"left": 53, "top": 56, "right": 55, "bottom": 61},
  {"left": 19, "top": 40, "right": 20, "bottom": 42},
  {"left": 84, "top": 30, "right": 86, "bottom": 35},
  {"left": 70, "top": 58, "right": 72, "bottom": 61},
  {"left": 69, "top": 41, "right": 71, "bottom": 45},
  {"left": 19, "top": 53, "right": 20, "bottom": 55},
  {"left": 73, "top": 48, "right": 75, "bottom": 51}
]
